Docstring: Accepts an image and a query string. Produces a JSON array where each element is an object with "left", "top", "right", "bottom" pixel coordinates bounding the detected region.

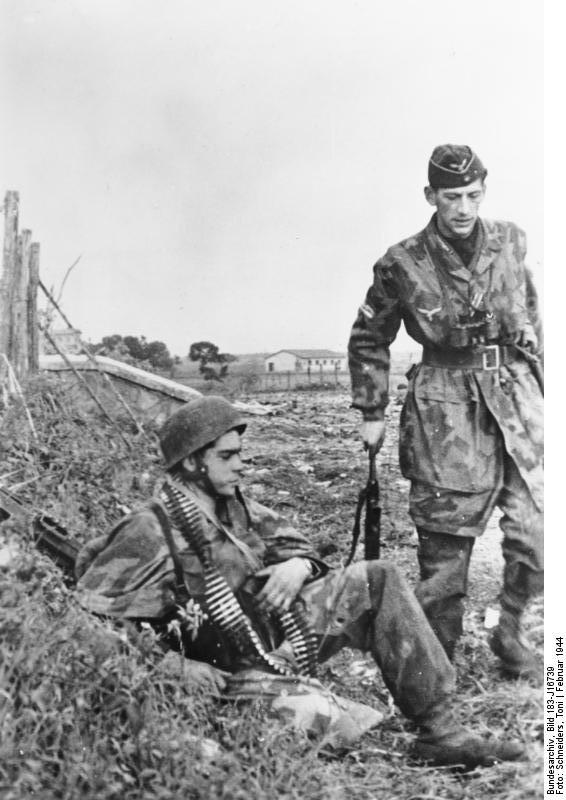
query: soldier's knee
[{"left": 365, "top": 559, "right": 404, "bottom": 588}]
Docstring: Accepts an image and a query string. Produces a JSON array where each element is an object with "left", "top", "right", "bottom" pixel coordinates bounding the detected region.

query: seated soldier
[{"left": 75, "top": 396, "right": 524, "bottom": 768}]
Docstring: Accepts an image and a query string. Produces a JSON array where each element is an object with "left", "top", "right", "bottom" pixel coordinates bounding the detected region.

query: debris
[
  {"left": 181, "top": 733, "right": 222, "bottom": 760},
  {"left": 484, "top": 607, "right": 500, "bottom": 630},
  {"left": 0, "top": 541, "right": 20, "bottom": 567},
  {"left": 233, "top": 399, "right": 284, "bottom": 416}
]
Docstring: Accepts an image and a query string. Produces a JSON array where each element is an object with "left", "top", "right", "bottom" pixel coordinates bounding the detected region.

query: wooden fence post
[
  {"left": 12, "top": 228, "right": 32, "bottom": 378},
  {"left": 28, "top": 243, "right": 40, "bottom": 372},
  {"left": 0, "top": 193, "right": 40, "bottom": 378},
  {"left": 0, "top": 191, "right": 19, "bottom": 360}
]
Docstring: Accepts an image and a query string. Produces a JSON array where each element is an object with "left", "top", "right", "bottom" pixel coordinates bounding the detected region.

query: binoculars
[{"left": 448, "top": 311, "right": 499, "bottom": 348}]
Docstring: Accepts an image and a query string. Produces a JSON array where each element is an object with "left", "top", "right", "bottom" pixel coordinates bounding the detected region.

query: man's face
[
  {"left": 199, "top": 429, "right": 245, "bottom": 497},
  {"left": 425, "top": 178, "right": 486, "bottom": 239}
]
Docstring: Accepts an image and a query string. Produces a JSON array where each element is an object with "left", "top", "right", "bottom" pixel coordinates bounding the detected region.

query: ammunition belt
[{"left": 160, "top": 481, "right": 318, "bottom": 677}]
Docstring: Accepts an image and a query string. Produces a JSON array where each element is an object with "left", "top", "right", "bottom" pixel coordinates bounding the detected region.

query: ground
[{"left": 0, "top": 380, "right": 543, "bottom": 800}]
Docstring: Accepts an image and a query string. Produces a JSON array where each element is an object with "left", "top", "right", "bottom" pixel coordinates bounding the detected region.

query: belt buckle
[{"left": 482, "top": 344, "right": 500, "bottom": 370}]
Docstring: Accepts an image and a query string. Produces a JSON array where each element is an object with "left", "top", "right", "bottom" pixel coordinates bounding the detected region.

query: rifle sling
[{"left": 150, "top": 500, "right": 190, "bottom": 604}]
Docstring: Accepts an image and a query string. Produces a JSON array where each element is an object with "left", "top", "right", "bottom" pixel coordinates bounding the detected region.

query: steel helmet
[{"left": 159, "top": 395, "right": 247, "bottom": 469}]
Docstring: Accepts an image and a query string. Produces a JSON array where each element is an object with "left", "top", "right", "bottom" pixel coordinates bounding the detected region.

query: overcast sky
[{"left": 1, "top": 0, "right": 543, "bottom": 357}]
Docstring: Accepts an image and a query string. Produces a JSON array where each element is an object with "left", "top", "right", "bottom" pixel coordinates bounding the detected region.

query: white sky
[{"left": 1, "top": 0, "right": 543, "bottom": 357}]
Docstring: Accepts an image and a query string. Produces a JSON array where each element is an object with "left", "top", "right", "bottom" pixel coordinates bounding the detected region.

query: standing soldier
[{"left": 348, "top": 144, "right": 543, "bottom": 676}]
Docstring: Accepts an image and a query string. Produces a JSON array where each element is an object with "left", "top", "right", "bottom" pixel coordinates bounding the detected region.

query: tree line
[{"left": 91, "top": 335, "right": 236, "bottom": 381}]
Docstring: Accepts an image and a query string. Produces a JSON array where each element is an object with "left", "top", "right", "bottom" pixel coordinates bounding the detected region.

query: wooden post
[
  {"left": 0, "top": 191, "right": 19, "bottom": 360},
  {"left": 0, "top": 195, "right": 39, "bottom": 378},
  {"left": 287, "top": 370, "right": 291, "bottom": 390},
  {"left": 12, "top": 229, "right": 32, "bottom": 378},
  {"left": 28, "top": 243, "right": 40, "bottom": 372}
]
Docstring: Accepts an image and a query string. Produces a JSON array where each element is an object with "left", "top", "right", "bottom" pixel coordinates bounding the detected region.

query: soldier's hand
[
  {"left": 254, "top": 558, "right": 311, "bottom": 614},
  {"left": 183, "top": 660, "right": 230, "bottom": 695},
  {"left": 360, "top": 420, "right": 386, "bottom": 454},
  {"left": 516, "top": 327, "right": 538, "bottom": 354}
]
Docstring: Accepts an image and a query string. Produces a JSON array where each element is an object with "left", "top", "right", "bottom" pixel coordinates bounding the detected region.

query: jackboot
[
  {"left": 489, "top": 606, "right": 540, "bottom": 681},
  {"left": 411, "top": 701, "right": 525, "bottom": 769}
]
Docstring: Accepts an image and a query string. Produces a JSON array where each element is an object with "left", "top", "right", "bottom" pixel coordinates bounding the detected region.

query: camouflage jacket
[
  {"left": 75, "top": 485, "right": 326, "bottom": 670},
  {"left": 348, "top": 215, "right": 543, "bottom": 505}
]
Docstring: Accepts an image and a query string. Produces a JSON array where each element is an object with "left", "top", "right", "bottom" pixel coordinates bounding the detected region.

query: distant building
[
  {"left": 39, "top": 327, "right": 83, "bottom": 356},
  {"left": 264, "top": 349, "right": 347, "bottom": 373}
]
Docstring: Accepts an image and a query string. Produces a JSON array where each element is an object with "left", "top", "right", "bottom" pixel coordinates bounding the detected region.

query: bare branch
[{"left": 56, "top": 255, "right": 82, "bottom": 304}]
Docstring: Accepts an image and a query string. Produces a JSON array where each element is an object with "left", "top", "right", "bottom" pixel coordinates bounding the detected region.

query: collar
[
  {"left": 182, "top": 481, "right": 219, "bottom": 519},
  {"left": 167, "top": 478, "right": 261, "bottom": 571},
  {"left": 425, "top": 215, "right": 501, "bottom": 276},
  {"left": 173, "top": 480, "right": 251, "bottom": 528},
  {"left": 434, "top": 217, "right": 480, "bottom": 267}
]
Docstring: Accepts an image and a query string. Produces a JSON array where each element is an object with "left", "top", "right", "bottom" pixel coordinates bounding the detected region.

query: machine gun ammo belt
[{"left": 159, "top": 481, "right": 318, "bottom": 678}]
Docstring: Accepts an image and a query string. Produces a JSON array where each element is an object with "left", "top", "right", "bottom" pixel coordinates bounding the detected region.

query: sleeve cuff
[{"left": 300, "top": 557, "right": 328, "bottom": 581}]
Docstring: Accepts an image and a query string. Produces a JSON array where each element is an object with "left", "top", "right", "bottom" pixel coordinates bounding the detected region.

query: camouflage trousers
[
  {"left": 411, "top": 455, "right": 543, "bottom": 657},
  {"left": 297, "top": 560, "right": 456, "bottom": 721}
]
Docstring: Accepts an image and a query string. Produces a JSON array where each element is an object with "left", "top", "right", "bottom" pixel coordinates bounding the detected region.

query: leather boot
[
  {"left": 411, "top": 701, "right": 525, "bottom": 769},
  {"left": 489, "top": 606, "right": 540, "bottom": 680}
]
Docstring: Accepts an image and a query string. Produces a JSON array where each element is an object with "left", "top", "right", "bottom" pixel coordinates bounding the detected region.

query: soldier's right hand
[{"left": 360, "top": 420, "right": 386, "bottom": 454}]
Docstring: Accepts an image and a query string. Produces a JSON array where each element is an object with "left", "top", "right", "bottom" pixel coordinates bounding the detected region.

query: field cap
[{"left": 428, "top": 144, "right": 487, "bottom": 189}]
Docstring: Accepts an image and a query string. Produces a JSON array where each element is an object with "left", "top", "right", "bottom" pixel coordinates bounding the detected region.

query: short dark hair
[{"left": 167, "top": 440, "right": 214, "bottom": 477}]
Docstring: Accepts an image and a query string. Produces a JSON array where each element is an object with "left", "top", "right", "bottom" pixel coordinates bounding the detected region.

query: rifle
[
  {"left": 345, "top": 450, "right": 382, "bottom": 566},
  {"left": 0, "top": 487, "right": 80, "bottom": 582}
]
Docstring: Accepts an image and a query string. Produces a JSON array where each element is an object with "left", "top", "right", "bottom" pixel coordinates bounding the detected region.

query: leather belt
[{"left": 422, "top": 344, "right": 519, "bottom": 371}]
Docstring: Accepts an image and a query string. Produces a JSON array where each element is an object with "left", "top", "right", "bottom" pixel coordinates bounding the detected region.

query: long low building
[{"left": 264, "top": 349, "right": 347, "bottom": 373}]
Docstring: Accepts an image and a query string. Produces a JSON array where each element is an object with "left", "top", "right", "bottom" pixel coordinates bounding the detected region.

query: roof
[{"left": 265, "top": 349, "right": 346, "bottom": 360}]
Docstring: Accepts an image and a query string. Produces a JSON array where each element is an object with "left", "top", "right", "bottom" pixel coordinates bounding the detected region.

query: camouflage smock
[
  {"left": 75, "top": 486, "right": 327, "bottom": 671},
  {"left": 348, "top": 215, "right": 543, "bottom": 508}
]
